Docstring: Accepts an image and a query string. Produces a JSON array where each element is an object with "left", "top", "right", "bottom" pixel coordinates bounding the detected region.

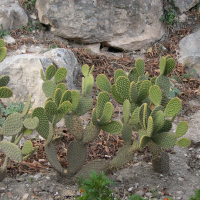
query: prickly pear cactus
[
  {"left": 96, "top": 56, "right": 190, "bottom": 174},
  {"left": 0, "top": 39, "right": 7, "bottom": 63}
]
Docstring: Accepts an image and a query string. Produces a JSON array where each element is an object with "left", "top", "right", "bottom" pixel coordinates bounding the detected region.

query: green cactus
[
  {"left": 0, "top": 75, "right": 9, "bottom": 87},
  {"left": 45, "top": 65, "right": 56, "bottom": 80},
  {"left": 0, "top": 46, "right": 7, "bottom": 63},
  {"left": 54, "top": 67, "right": 67, "bottom": 83},
  {"left": 22, "top": 140, "right": 33, "bottom": 155},
  {"left": 23, "top": 117, "right": 39, "bottom": 130},
  {"left": 96, "top": 74, "right": 111, "bottom": 93}
]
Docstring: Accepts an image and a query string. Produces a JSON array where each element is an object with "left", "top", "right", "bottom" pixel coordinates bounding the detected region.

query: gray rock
[
  {"left": 135, "top": 190, "right": 144, "bottom": 196},
  {"left": 22, "top": 193, "right": 29, "bottom": 200},
  {"left": 175, "top": 0, "right": 200, "bottom": 13},
  {"left": 36, "top": 0, "right": 165, "bottom": 51},
  {"left": 179, "top": 14, "right": 187, "bottom": 23},
  {"left": 178, "top": 29, "right": 200, "bottom": 77},
  {"left": 0, "top": 0, "right": 28, "bottom": 30},
  {"left": 44, "top": 48, "right": 80, "bottom": 90},
  {"left": 0, "top": 48, "right": 79, "bottom": 108},
  {"left": 4, "top": 35, "right": 15, "bottom": 44},
  {"left": 146, "top": 192, "right": 152, "bottom": 197}
]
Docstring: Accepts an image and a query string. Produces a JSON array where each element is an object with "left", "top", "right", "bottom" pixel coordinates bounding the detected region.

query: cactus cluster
[
  {"left": 96, "top": 56, "right": 190, "bottom": 174},
  {"left": 0, "top": 81, "right": 39, "bottom": 181},
  {"left": 0, "top": 39, "right": 7, "bottom": 63}
]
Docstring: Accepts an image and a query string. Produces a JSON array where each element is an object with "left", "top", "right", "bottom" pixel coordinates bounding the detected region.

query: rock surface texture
[
  {"left": 175, "top": 0, "right": 200, "bottom": 13},
  {"left": 178, "top": 29, "right": 200, "bottom": 76},
  {"left": 0, "top": 48, "right": 80, "bottom": 108},
  {"left": 36, "top": 0, "right": 165, "bottom": 51},
  {"left": 0, "top": 0, "right": 28, "bottom": 30}
]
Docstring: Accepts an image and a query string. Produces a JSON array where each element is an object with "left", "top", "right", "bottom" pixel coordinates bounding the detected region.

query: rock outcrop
[
  {"left": 175, "top": 0, "right": 200, "bottom": 13},
  {"left": 0, "top": 0, "right": 28, "bottom": 31},
  {"left": 0, "top": 48, "right": 80, "bottom": 108},
  {"left": 178, "top": 29, "right": 200, "bottom": 76},
  {"left": 36, "top": 0, "right": 165, "bottom": 51}
]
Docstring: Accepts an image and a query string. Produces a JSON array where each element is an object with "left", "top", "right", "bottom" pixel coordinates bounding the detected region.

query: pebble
[
  {"left": 128, "top": 187, "right": 133, "bottom": 192},
  {"left": 178, "top": 177, "right": 184, "bottom": 182},
  {"left": 22, "top": 193, "right": 29, "bottom": 200},
  {"left": 145, "top": 192, "right": 152, "bottom": 197},
  {"left": 135, "top": 190, "right": 144, "bottom": 196},
  {"left": 0, "top": 187, "right": 6, "bottom": 193}
]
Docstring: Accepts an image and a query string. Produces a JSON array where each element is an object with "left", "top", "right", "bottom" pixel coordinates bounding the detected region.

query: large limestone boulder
[
  {"left": 174, "top": 0, "right": 200, "bottom": 13},
  {"left": 0, "top": 48, "right": 80, "bottom": 108},
  {"left": 178, "top": 29, "right": 200, "bottom": 76},
  {"left": 0, "top": 0, "right": 28, "bottom": 31},
  {"left": 36, "top": 0, "right": 165, "bottom": 51}
]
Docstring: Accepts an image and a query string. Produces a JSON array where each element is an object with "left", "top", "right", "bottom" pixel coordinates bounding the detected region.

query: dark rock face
[{"left": 36, "top": 0, "right": 165, "bottom": 51}]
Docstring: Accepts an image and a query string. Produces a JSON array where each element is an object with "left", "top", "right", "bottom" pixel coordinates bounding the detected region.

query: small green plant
[
  {"left": 128, "top": 194, "right": 145, "bottom": 200},
  {"left": 160, "top": 0, "right": 178, "bottom": 25},
  {"left": 189, "top": 187, "right": 200, "bottom": 200},
  {"left": 182, "top": 69, "right": 197, "bottom": 79},
  {"left": 48, "top": 44, "right": 58, "bottom": 51},
  {"left": 76, "top": 170, "right": 115, "bottom": 200},
  {"left": 0, "top": 102, "right": 25, "bottom": 126},
  {"left": 24, "top": 0, "right": 36, "bottom": 10},
  {"left": 0, "top": 25, "right": 9, "bottom": 39},
  {"left": 19, "top": 19, "right": 40, "bottom": 32},
  {"left": 169, "top": 81, "right": 181, "bottom": 98}
]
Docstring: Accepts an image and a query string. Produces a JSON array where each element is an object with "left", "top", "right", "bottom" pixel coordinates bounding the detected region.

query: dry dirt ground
[{"left": 1, "top": 3, "right": 200, "bottom": 200}]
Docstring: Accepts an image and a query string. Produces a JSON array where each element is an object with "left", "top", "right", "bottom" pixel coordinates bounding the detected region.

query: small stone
[
  {"left": 179, "top": 14, "right": 187, "bottom": 23},
  {"left": 177, "top": 197, "right": 182, "bottom": 200},
  {"left": 189, "top": 148, "right": 193, "bottom": 151},
  {"left": 116, "top": 175, "right": 123, "bottom": 183},
  {"left": 133, "top": 162, "right": 141, "bottom": 167},
  {"left": 0, "top": 187, "right": 6, "bottom": 193},
  {"left": 178, "top": 177, "right": 184, "bottom": 181},
  {"left": 146, "top": 192, "right": 152, "bottom": 197},
  {"left": 135, "top": 190, "right": 144, "bottom": 196},
  {"left": 4, "top": 35, "right": 15, "bottom": 44},
  {"left": 23, "top": 193, "right": 29, "bottom": 200},
  {"left": 60, "top": 189, "right": 75, "bottom": 197},
  {"left": 184, "top": 154, "right": 187, "bottom": 157},
  {"left": 54, "top": 196, "right": 61, "bottom": 200},
  {"left": 176, "top": 191, "right": 184, "bottom": 196},
  {"left": 34, "top": 174, "right": 41, "bottom": 181},
  {"left": 184, "top": 164, "right": 190, "bottom": 170},
  {"left": 128, "top": 187, "right": 133, "bottom": 192},
  {"left": 46, "top": 176, "right": 50, "bottom": 180}
]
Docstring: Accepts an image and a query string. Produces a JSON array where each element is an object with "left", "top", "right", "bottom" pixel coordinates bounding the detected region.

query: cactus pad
[
  {"left": 0, "top": 75, "right": 9, "bottom": 87},
  {"left": 96, "top": 74, "right": 111, "bottom": 93},
  {"left": 164, "top": 58, "right": 175, "bottom": 75},
  {"left": 81, "top": 64, "right": 89, "bottom": 76},
  {"left": 0, "top": 47, "right": 7, "bottom": 62},
  {"left": 101, "top": 121, "right": 122, "bottom": 134},
  {"left": 130, "top": 82, "right": 138, "bottom": 103},
  {"left": 45, "top": 65, "right": 56, "bottom": 80},
  {"left": 175, "top": 121, "right": 188, "bottom": 138},
  {"left": 65, "top": 114, "right": 83, "bottom": 140},
  {"left": 54, "top": 88, "right": 62, "bottom": 107},
  {"left": 151, "top": 105, "right": 164, "bottom": 118},
  {"left": 128, "top": 68, "right": 139, "bottom": 83},
  {"left": 164, "top": 97, "right": 181, "bottom": 117},
  {"left": 84, "top": 74, "right": 94, "bottom": 96},
  {"left": 21, "top": 95, "right": 31, "bottom": 118},
  {"left": 135, "top": 58, "right": 145, "bottom": 76},
  {"left": 116, "top": 76, "right": 130, "bottom": 100},
  {"left": 58, "top": 101, "right": 72, "bottom": 114},
  {"left": 53, "top": 67, "right": 67, "bottom": 83},
  {"left": 0, "top": 141, "right": 22, "bottom": 163},
  {"left": 24, "top": 129, "right": 33, "bottom": 135},
  {"left": 71, "top": 90, "right": 80, "bottom": 113},
  {"left": 23, "top": 117, "right": 39, "bottom": 130},
  {"left": 153, "top": 110, "right": 165, "bottom": 133},
  {"left": 0, "top": 39, "right": 5, "bottom": 47},
  {"left": 99, "top": 102, "right": 114, "bottom": 125},
  {"left": 159, "top": 56, "right": 166, "bottom": 75},
  {"left": 96, "top": 91, "right": 110, "bottom": 119},
  {"left": 23, "top": 146, "right": 39, "bottom": 160},
  {"left": 67, "top": 140, "right": 87, "bottom": 175},
  {"left": 140, "top": 135, "right": 151, "bottom": 149},
  {"left": 137, "top": 80, "right": 151, "bottom": 102},
  {"left": 91, "top": 108, "right": 97, "bottom": 125},
  {"left": 152, "top": 132, "right": 176, "bottom": 148},
  {"left": 2, "top": 113, "right": 23, "bottom": 136},
  {"left": 57, "top": 83, "right": 67, "bottom": 94},
  {"left": 123, "top": 100, "right": 130, "bottom": 124},
  {"left": 42, "top": 80, "right": 57, "bottom": 99},
  {"left": 82, "top": 124, "right": 100, "bottom": 144},
  {"left": 157, "top": 119, "right": 172, "bottom": 133},
  {"left": 22, "top": 140, "right": 33, "bottom": 155},
  {"left": 61, "top": 90, "right": 71, "bottom": 103},
  {"left": 0, "top": 86, "right": 12, "bottom": 98},
  {"left": 114, "top": 69, "right": 127, "bottom": 82},
  {"left": 147, "top": 116, "right": 153, "bottom": 137},
  {"left": 111, "top": 84, "right": 124, "bottom": 104},
  {"left": 156, "top": 75, "right": 170, "bottom": 96},
  {"left": 44, "top": 100, "right": 58, "bottom": 115},
  {"left": 121, "top": 124, "right": 132, "bottom": 145},
  {"left": 76, "top": 96, "right": 93, "bottom": 116},
  {"left": 149, "top": 85, "right": 162, "bottom": 106},
  {"left": 45, "top": 143, "right": 64, "bottom": 174},
  {"left": 176, "top": 137, "right": 191, "bottom": 147},
  {"left": 32, "top": 107, "right": 49, "bottom": 139}
]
